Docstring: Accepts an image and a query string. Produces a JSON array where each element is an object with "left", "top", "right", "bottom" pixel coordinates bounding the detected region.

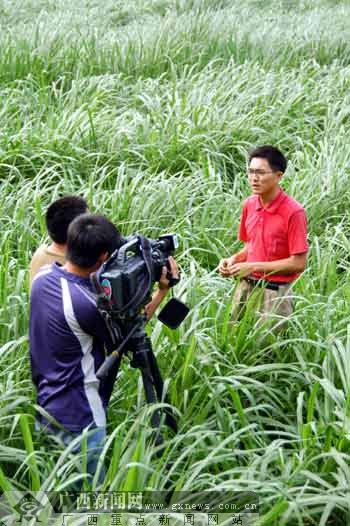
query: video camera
[
  {"left": 94, "top": 233, "right": 180, "bottom": 318},
  {"left": 91, "top": 233, "right": 189, "bottom": 443}
]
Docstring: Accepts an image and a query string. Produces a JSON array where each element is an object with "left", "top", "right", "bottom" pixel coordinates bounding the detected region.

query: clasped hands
[{"left": 218, "top": 255, "right": 255, "bottom": 278}]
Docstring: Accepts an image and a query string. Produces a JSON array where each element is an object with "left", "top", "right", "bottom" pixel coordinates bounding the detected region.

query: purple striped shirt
[{"left": 29, "top": 263, "right": 115, "bottom": 432}]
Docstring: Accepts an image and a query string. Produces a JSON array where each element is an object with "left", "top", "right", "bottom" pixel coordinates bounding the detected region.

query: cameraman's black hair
[
  {"left": 248, "top": 145, "right": 287, "bottom": 173},
  {"left": 66, "top": 213, "right": 123, "bottom": 269},
  {"left": 46, "top": 196, "right": 88, "bottom": 244}
]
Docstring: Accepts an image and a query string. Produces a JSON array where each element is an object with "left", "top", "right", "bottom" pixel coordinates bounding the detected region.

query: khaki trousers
[{"left": 231, "top": 279, "right": 293, "bottom": 329}]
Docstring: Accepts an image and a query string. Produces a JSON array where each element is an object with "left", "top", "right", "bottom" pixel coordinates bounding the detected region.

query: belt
[{"left": 244, "top": 277, "right": 285, "bottom": 291}]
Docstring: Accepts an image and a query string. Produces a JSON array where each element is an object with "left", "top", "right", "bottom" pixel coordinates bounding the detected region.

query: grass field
[{"left": 1, "top": 0, "right": 350, "bottom": 524}]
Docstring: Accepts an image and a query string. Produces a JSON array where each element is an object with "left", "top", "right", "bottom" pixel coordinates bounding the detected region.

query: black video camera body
[{"left": 93, "top": 233, "right": 179, "bottom": 319}]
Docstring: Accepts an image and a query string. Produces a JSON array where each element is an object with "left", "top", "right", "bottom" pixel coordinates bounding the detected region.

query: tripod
[{"left": 96, "top": 313, "right": 178, "bottom": 446}]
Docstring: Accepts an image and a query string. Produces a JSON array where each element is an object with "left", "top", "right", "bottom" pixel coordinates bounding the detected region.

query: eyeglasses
[{"left": 247, "top": 168, "right": 275, "bottom": 177}]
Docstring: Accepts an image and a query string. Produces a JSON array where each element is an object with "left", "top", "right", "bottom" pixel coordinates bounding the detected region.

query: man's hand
[
  {"left": 226, "top": 261, "right": 256, "bottom": 278},
  {"left": 219, "top": 252, "right": 247, "bottom": 276},
  {"left": 219, "top": 247, "right": 248, "bottom": 277},
  {"left": 158, "top": 256, "right": 179, "bottom": 290},
  {"left": 218, "top": 255, "right": 236, "bottom": 277},
  {"left": 145, "top": 257, "right": 179, "bottom": 321}
]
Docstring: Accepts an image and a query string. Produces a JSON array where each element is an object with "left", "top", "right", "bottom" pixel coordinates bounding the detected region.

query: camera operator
[{"left": 29, "top": 213, "right": 178, "bottom": 485}]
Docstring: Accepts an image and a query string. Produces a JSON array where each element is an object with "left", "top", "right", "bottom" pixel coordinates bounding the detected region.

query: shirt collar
[
  {"left": 255, "top": 189, "right": 286, "bottom": 213},
  {"left": 52, "top": 262, "right": 92, "bottom": 287}
]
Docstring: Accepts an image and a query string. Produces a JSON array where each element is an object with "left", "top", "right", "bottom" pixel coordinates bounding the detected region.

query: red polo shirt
[{"left": 238, "top": 189, "right": 308, "bottom": 283}]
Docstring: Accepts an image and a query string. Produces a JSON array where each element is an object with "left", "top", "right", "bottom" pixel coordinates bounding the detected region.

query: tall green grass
[{"left": 1, "top": 0, "right": 350, "bottom": 524}]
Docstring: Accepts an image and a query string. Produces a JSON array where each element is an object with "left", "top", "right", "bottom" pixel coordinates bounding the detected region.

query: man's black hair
[
  {"left": 46, "top": 196, "right": 88, "bottom": 244},
  {"left": 66, "top": 213, "right": 123, "bottom": 269},
  {"left": 248, "top": 145, "right": 287, "bottom": 173}
]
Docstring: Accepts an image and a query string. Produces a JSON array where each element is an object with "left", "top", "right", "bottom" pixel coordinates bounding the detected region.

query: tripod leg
[
  {"left": 129, "top": 322, "right": 178, "bottom": 443},
  {"left": 140, "top": 368, "right": 163, "bottom": 446},
  {"left": 146, "top": 350, "right": 178, "bottom": 433}
]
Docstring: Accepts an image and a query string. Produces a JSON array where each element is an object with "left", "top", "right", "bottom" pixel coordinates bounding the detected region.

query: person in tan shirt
[{"left": 29, "top": 196, "right": 88, "bottom": 285}]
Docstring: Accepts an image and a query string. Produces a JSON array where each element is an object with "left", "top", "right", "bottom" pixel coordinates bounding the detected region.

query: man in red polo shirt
[{"left": 219, "top": 145, "right": 308, "bottom": 324}]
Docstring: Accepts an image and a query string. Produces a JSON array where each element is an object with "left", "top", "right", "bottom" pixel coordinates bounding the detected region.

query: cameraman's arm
[
  {"left": 145, "top": 285, "right": 168, "bottom": 321},
  {"left": 145, "top": 256, "right": 179, "bottom": 321}
]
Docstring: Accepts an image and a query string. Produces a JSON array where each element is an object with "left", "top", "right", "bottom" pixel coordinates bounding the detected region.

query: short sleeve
[
  {"left": 238, "top": 203, "right": 248, "bottom": 242},
  {"left": 288, "top": 209, "right": 308, "bottom": 255}
]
